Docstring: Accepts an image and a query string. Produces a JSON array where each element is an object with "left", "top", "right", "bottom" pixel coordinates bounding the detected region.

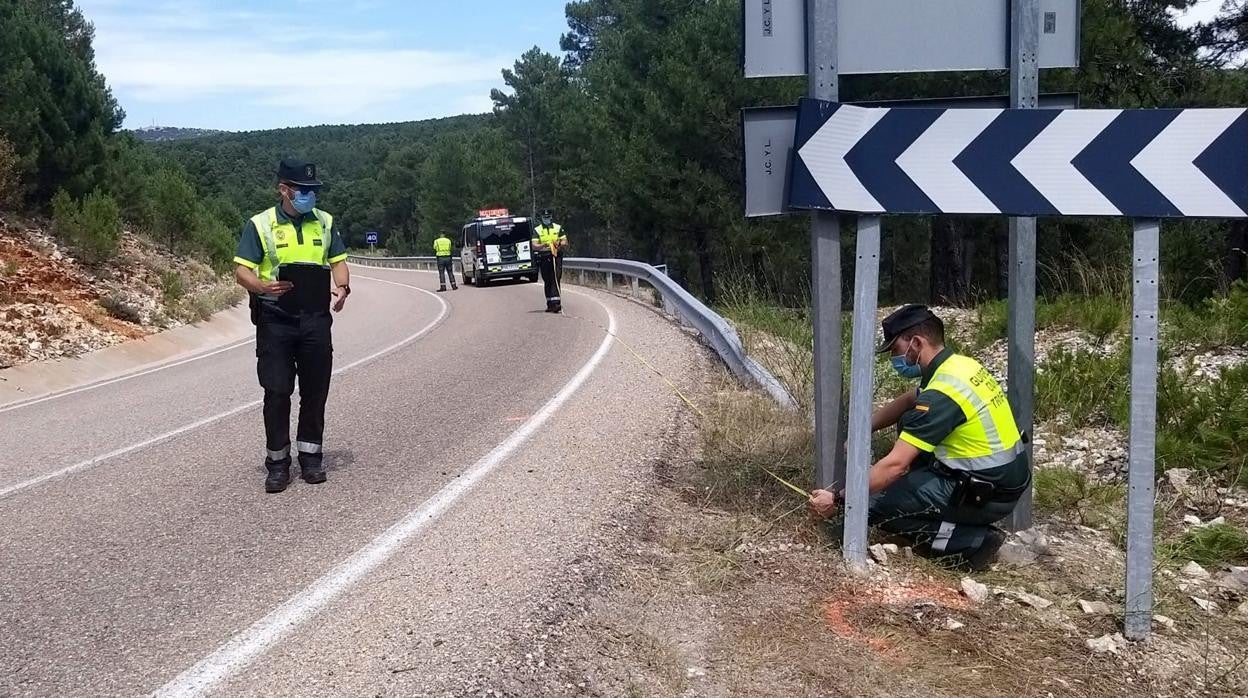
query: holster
[{"left": 950, "top": 473, "right": 998, "bottom": 508}]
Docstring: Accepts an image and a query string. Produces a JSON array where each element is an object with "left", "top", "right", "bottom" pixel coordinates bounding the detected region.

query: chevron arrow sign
[{"left": 788, "top": 98, "right": 1248, "bottom": 219}]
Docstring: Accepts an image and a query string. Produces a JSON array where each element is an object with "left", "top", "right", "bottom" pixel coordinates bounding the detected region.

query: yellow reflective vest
[
  {"left": 901, "top": 353, "right": 1024, "bottom": 472},
  {"left": 533, "top": 223, "right": 566, "bottom": 254},
  {"left": 434, "top": 235, "right": 453, "bottom": 257},
  {"left": 248, "top": 207, "right": 340, "bottom": 282}
]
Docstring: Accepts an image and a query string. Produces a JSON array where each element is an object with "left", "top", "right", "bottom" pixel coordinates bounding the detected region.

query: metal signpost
[
  {"left": 747, "top": 0, "right": 1247, "bottom": 639},
  {"left": 788, "top": 96, "right": 1248, "bottom": 637}
]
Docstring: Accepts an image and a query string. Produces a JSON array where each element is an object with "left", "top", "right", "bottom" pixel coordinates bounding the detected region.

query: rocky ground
[{"left": 0, "top": 212, "right": 242, "bottom": 370}]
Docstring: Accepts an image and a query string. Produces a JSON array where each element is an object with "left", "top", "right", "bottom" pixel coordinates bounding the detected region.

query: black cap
[
  {"left": 877, "top": 304, "right": 937, "bottom": 353},
  {"left": 277, "top": 158, "right": 323, "bottom": 187},
  {"left": 540, "top": 208, "right": 552, "bottom": 217}
]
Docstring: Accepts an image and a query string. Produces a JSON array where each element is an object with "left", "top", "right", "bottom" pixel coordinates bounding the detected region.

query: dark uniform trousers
[
  {"left": 538, "top": 252, "right": 563, "bottom": 307},
  {"left": 437, "top": 256, "right": 456, "bottom": 287},
  {"left": 868, "top": 452, "right": 1028, "bottom": 556},
  {"left": 256, "top": 304, "right": 333, "bottom": 465}
]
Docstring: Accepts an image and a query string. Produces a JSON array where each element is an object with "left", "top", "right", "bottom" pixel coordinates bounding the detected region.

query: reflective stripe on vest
[
  {"left": 925, "top": 354, "right": 1022, "bottom": 472},
  {"left": 252, "top": 207, "right": 334, "bottom": 283},
  {"left": 434, "top": 237, "right": 453, "bottom": 257}
]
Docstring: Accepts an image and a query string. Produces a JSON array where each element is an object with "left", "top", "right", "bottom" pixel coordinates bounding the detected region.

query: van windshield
[{"left": 479, "top": 219, "right": 532, "bottom": 245}]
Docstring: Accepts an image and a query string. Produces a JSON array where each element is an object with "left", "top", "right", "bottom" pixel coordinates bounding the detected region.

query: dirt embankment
[{"left": 0, "top": 213, "right": 242, "bottom": 370}]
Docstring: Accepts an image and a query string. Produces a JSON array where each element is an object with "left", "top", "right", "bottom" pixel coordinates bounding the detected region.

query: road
[{"left": 0, "top": 267, "right": 703, "bottom": 697}]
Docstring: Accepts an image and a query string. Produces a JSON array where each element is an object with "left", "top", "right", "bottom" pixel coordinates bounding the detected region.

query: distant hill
[{"left": 130, "top": 126, "right": 226, "bottom": 143}]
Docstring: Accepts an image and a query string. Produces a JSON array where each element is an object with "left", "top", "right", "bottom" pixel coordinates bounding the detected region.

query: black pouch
[
  {"left": 952, "top": 474, "right": 997, "bottom": 508},
  {"left": 249, "top": 293, "right": 260, "bottom": 325}
]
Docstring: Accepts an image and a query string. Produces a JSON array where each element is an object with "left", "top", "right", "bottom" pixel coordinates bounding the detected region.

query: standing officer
[
  {"left": 807, "top": 305, "right": 1030, "bottom": 570},
  {"left": 532, "top": 208, "right": 568, "bottom": 313},
  {"left": 233, "top": 158, "right": 351, "bottom": 493},
  {"left": 433, "top": 231, "right": 457, "bottom": 291}
]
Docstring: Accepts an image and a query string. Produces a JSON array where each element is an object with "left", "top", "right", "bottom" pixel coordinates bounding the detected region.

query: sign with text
[
  {"left": 365, "top": 232, "right": 379, "bottom": 244},
  {"left": 743, "top": 0, "right": 1080, "bottom": 78}
]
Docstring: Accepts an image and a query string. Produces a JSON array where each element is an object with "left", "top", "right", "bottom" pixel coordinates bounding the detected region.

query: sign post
[{"left": 1008, "top": 0, "right": 1041, "bottom": 531}]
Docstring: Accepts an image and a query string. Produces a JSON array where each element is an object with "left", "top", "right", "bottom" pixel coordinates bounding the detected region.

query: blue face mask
[
  {"left": 290, "top": 189, "right": 316, "bottom": 214},
  {"left": 890, "top": 340, "right": 922, "bottom": 379}
]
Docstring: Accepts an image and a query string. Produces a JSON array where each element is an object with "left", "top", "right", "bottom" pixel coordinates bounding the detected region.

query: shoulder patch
[{"left": 914, "top": 404, "right": 931, "bottom": 413}]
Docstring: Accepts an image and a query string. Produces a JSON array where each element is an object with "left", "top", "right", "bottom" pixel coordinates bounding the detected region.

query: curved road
[{"left": 0, "top": 268, "right": 703, "bottom": 697}]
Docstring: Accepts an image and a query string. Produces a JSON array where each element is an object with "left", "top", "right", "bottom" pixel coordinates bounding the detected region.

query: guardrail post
[
  {"left": 844, "top": 215, "right": 880, "bottom": 573},
  {"left": 631, "top": 277, "right": 640, "bottom": 299},
  {"left": 607, "top": 272, "right": 614, "bottom": 293}
]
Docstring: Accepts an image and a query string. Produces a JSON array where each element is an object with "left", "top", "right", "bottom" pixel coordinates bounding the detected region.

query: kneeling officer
[
  {"left": 808, "top": 305, "right": 1030, "bottom": 570},
  {"left": 233, "top": 158, "right": 352, "bottom": 493}
]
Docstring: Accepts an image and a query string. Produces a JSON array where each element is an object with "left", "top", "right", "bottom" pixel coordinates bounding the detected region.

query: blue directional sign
[
  {"left": 788, "top": 98, "right": 1248, "bottom": 218},
  {"left": 365, "top": 231, "right": 379, "bottom": 244}
]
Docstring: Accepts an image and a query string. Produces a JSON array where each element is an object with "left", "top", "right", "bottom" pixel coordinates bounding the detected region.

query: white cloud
[{"left": 79, "top": 0, "right": 512, "bottom": 126}]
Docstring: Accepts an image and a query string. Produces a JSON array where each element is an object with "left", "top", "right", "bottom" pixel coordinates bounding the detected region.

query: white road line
[
  {"left": 0, "top": 276, "right": 447, "bottom": 501},
  {"left": 0, "top": 273, "right": 428, "bottom": 414},
  {"left": 152, "top": 302, "right": 618, "bottom": 698},
  {"left": 0, "top": 337, "right": 256, "bottom": 414}
]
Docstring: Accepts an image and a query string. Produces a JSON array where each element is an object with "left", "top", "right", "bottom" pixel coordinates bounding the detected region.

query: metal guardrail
[{"left": 347, "top": 254, "right": 798, "bottom": 410}]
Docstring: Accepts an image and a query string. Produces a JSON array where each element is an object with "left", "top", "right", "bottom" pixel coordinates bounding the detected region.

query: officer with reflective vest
[
  {"left": 433, "top": 232, "right": 457, "bottom": 292},
  {"left": 532, "top": 208, "right": 568, "bottom": 313},
  {"left": 808, "top": 305, "right": 1030, "bottom": 570},
  {"left": 233, "top": 159, "right": 351, "bottom": 493}
]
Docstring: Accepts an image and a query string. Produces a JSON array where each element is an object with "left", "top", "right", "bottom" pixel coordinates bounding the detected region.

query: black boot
[
  {"left": 437, "top": 286, "right": 446, "bottom": 293},
  {"left": 265, "top": 458, "right": 291, "bottom": 493},
  {"left": 300, "top": 456, "right": 327, "bottom": 485},
  {"left": 962, "top": 526, "right": 1007, "bottom": 572}
]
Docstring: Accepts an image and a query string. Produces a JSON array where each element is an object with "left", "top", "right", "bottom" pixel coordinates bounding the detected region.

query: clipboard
[{"left": 277, "top": 263, "right": 331, "bottom": 314}]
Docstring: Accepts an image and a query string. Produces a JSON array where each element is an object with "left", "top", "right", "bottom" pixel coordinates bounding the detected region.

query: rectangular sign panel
[
  {"left": 744, "top": 0, "right": 1080, "bottom": 78},
  {"left": 743, "top": 107, "right": 799, "bottom": 217},
  {"left": 787, "top": 98, "right": 1248, "bottom": 218},
  {"left": 744, "top": 94, "right": 1079, "bottom": 217}
]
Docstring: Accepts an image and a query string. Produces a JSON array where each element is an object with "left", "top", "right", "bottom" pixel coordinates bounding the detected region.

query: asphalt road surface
[{"left": 0, "top": 267, "right": 702, "bottom": 697}]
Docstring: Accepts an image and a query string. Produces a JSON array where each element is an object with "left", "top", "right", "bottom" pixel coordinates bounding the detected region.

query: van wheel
[
  {"left": 475, "top": 268, "right": 488, "bottom": 287},
  {"left": 527, "top": 273, "right": 539, "bottom": 283}
]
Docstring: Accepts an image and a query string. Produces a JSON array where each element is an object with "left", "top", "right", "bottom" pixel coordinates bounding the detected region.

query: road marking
[
  {"left": 0, "top": 275, "right": 447, "bottom": 501},
  {"left": 152, "top": 301, "right": 617, "bottom": 698},
  {"left": 0, "top": 337, "right": 256, "bottom": 414}
]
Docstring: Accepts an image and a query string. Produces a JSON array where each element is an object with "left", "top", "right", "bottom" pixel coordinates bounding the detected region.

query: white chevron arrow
[
  {"left": 797, "top": 105, "right": 887, "bottom": 213},
  {"left": 1131, "top": 109, "right": 1247, "bottom": 218},
  {"left": 896, "top": 108, "right": 1002, "bottom": 214},
  {"left": 1012, "top": 109, "right": 1122, "bottom": 216}
]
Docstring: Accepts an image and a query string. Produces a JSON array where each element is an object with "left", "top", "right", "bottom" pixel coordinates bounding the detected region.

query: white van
[{"left": 460, "top": 214, "right": 538, "bottom": 286}]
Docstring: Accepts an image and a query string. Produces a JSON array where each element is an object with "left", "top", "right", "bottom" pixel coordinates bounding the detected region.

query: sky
[
  {"left": 78, "top": 1, "right": 1232, "bottom": 133},
  {"left": 76, "top": 0, "right": 570, "bottom": 132}
]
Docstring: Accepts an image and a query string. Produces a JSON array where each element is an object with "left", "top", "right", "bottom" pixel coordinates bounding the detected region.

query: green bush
[
  {"left": 1156, "top": 363, "right": 1248, "bottom": 483},
  {"left": 1035, "top": 347, "right": 1129, "bottom": 425},
  {"left": 159, "top": 270, "right": 185, "bottom": 305},
  {"left": 52, "top": 189, "right": 122, "bottom": 265},
  {"left": 0, "top": 135, "right": 22, "bottom": 209},
  {"left": 973, "top": 299, "right": 1008, "bottom": 349},
  {"left": 1033, "top": 467, "right": 1125, "bottom": 531},
  {"left": 99, "top": 293, "right": 142, "bottom": 323},
  {"left": 1164, "top": 280, "right": 1248, "bottom": 350},
  {"left": 1037, "top": 294, "right": 1128, "bottom": 341},
  {"left": 1163, "top": 523, "right": 1248, "bottom": 567}
]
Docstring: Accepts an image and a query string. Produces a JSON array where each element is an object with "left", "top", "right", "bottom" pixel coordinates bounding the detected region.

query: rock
[
  {"left": 1153, "top": 614, "right": 1176, "bottom": 631},
  {"left": 961, "top": 578, "right": 990, "bottom": 604},
  {"left": 944, "top": 618, "right": 966, "bottom": 631},
  {"left": 881, "top": 543, "right": 899, "bottom": 554},
  {"left": 1086, "top": 633, "right": 1127, "bottom": 654},
  {"left": 998, "top": 541, "right": 1039, "bottom": 567},
  {"left": 1237, "top": 601, "right": 1248, "bottom": 619},
  {"left": 1191, "top": 596, "right": 1221, "bottom": 614},
  {"left": 1015, "top": 528, "right": 1050, "bottom": 554},
  {"left": 1166, "top": 469, "right": 1194, "bottom": 492},
  {"left": 1184, "top": 514, "right": 1203, "bottom": 526},
  {"left": 1014, "top": 591, "right": 1054, "bottom": 610},
  {"left": 869, "top": 544, "right": 890, "bottom": 565},
  {"left": 1198, "top": 516, "right": 1227, "bottom": 528},
  {"left": 1182, "top": 561, "right": 1211, "bottom": 579},
  {"left": 1217, "top": 567, "right": 1248, "bottom": 593},
  {"left": 1079, "top": 600, "right": 1112, "bottom": 615}
]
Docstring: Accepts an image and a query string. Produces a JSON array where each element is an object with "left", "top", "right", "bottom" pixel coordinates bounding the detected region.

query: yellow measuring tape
[{"left": 561, "top": 308, "right": 813, "bottom": 502}]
